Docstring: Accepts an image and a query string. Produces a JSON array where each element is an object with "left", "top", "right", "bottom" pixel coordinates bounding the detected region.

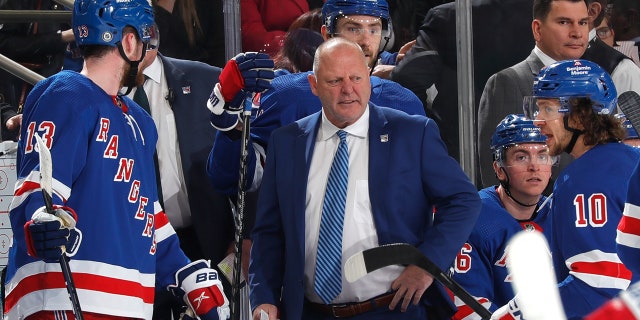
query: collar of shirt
[
  {"left": 319, "top": 106, "right": 370, "bottom": 141},
  {"left": 143, "top": 55, "right": 162, "bottom": 85},
  {"left": 533, "top": 46, "right": 557, "bottom": 68},
  {"left": 588, "top": 28, "right": 597, "bottom": 42}
]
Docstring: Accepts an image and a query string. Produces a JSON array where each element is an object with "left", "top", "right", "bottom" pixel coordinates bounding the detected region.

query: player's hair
[
  {"left": 533, "top": 0, "right": 585, "bottom": 20},
  {"left": 569, "top": 98, "right": 626, "bottom": 145}
]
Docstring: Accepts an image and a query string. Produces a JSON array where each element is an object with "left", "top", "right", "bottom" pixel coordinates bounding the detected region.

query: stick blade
[
  {"left": 344, "top": 243, "right": 423, "bottom": 283},
  {"left": 507, "top": 231, "right": 566, "bottom": 320},
  {"left": 618, "top": 91, "right": 640, "bottom": 133}
]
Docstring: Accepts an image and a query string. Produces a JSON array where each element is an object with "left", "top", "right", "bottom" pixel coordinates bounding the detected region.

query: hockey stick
[
  {"left": 344, "top": 243, "right": 492, "bottom": 319},
  {"left": 506, "top": 231, "right": 566, "bottom": 320},
  {"left": 35, "top": 134, "right": 84, "bottom": 320},
  {"left": 230, "top": 94, "right": 254, "bottom": 320},
  {"left": 618, "top": 91, "right": 640, "bottom": 134}
]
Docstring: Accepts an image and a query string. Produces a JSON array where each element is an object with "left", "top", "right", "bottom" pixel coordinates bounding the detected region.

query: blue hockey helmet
[
  {"left": 322, "top": 0, "right": 390, "bottom": 35},
  {"left": 523, "top": 59, "right": 617, "bottom": 120},
  {"left": 491, "top": 114, "right": 554, "bottom": 165},
  {"left": 73, "top": 0, "right": 157, "bottom": 49}
]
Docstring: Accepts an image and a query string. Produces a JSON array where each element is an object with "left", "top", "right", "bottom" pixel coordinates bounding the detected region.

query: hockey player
[
  {"left": 3, "top": 0, "right": 237, "bottom": 319},
  {"left": 493, "top": 59, "right": 640, "bottom": 319},
  {"left": 206, "top": 0, "right": 427, "bottom": 195},
  {"left": 451, "top": 114, "right": 556, "bottom": 319}
]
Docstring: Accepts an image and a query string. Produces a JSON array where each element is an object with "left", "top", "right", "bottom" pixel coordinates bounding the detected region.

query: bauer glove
[
  {"left": 207, "top": 52, "right": 274, "bottom": 116},
  {"left": 24, "top": 205, "right": 82, "bottom": 263},
  {"left": 169, "top": 259, "right": 230, "bottom": 320},
  {"left": 491, "top": 295, "right": 522, "bottom": 320}
]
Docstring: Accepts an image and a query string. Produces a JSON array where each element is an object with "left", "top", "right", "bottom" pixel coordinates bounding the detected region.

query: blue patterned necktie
[{"left": 314, "top": 130, "right": 349, "bottom": 304}]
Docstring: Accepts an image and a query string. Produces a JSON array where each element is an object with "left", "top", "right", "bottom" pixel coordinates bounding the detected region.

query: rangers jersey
[
  {"left": 549, "top": 142, "right": 640, "bottom": 319},
  {"left": 4, "top": 71, "right": 190, "bottom": 319},
  {"left": 207, "top": 71, "right": 426, "bottom": 195},
  {"left": 451, "top": 187, "right": 551, "bottom": 320},
  {"left": 617, "top": 160, "right": 640, "bottom": 275}
]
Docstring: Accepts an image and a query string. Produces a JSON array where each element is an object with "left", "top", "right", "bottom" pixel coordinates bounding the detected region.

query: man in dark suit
[
  {"left": 128, "top": 49, "right": 234, "bottom": 319},
  {"left": 249, "top": 37, "right": 481, "bottom": 320},
  {"left": 390, "top": 0, "right": 534, "bottom": 162},
  {"left": 477, "top": 0, "right": 590, "bottom": 188}
]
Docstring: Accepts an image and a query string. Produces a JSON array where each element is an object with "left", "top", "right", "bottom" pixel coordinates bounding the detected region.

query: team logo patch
[{"left": 102, "top": 31, "right": 113, "bottom": 42}]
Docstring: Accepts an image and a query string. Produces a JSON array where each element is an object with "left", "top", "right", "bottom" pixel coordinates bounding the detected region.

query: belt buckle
[{"left": 330, "top": 304, "right": 348, "bottom": 318}]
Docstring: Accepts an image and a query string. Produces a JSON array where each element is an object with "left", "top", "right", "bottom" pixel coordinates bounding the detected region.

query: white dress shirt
[{"left": 130, "top": 56, "right": 191, "bottom": 228}]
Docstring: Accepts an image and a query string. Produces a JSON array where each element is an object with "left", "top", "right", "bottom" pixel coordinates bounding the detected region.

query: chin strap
[
  {"left": 562, "top": 115, "right": 584, "bottom": 155},
  {"left": 369, "top": 35, "right": 391, "bottom": 76},
  {"left": 117, "top": 42, "right": 148, "bottom": 96},
  {"left": 498, "top": 167, "right": 538, "bottom": 208}
]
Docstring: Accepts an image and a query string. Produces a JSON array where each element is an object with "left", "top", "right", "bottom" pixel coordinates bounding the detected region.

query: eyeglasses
[
  {"left": 596, "top": 26, "right": 612, "bottom": 39},
  {"left": 335, "top": 26, "right": 383, "bottom": 37}
]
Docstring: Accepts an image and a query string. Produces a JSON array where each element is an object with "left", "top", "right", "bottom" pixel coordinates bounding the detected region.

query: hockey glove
[
  {"left": 491, "top": 295, "right": 522, "bottom": 320},
  {"left": 25, "top": 205, "right": 82, "bottom": 263},
  {"left": 169, "top": 259, "right": 230, "bottom": 320},
  {"left": 207, "top": 52, "right": 274, "bottom": 115}
]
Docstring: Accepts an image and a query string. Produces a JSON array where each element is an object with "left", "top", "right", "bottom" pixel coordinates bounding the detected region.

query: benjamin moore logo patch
[{"left": 566, "top": 60, "right": 591, "bottom": 76}]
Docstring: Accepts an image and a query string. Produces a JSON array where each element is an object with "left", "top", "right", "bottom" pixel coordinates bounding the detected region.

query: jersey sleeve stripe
[{"left": 617, "top": 229, "right": 640, "bottom": 249}]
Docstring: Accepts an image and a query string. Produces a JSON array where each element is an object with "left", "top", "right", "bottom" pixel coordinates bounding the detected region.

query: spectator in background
[
  {"left": 391, "top": 0, "right": 534, "bottom": 163},
  {"left": 609, "top": 0, "right": 640, "bottom": 66},
  {"left": 581, "top": 0, "right": 640, "bottom": 97},
  {"left": 288, "top": 7, "right": 323, "bottom": 32},
  {"left": 596, "top": 16, "right": 616, "bottom": 46},
  {"left": 241, "top": 0, "right": 309, "bottom": 58},
  {"left": 274, "top": 28, "right": 324, "bottom": 74},
  {"left": 273, "top": 8, "right": 324, "bottom": 74},
  {"left": 596, "top": 15, "right": 640, "bottom": 65},
  {"left": 152, "top": 0, "right": 226, "bottom": 67},
  {"left": 0, "top": 0, "right": 78, "bottom": 141}
]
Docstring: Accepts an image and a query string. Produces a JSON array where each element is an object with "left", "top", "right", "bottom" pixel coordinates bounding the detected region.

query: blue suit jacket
[
  {"left": 249, "top": 103, "right": 481, "bottom": 319},
  {"left": 160, "top": 55, "right": 234, "bottom": 263}
]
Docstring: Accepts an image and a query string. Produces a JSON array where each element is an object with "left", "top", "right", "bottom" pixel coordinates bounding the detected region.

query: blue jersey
[
  {"left": 617, "top": 159, "right": 640, "bottom": 275},
  {"left": 207, "top": 72, "right": 426, "bottom": 195},
  {"left": 549, "top": 143, "right": 640, "bottom": 319},
  {"left": 5, "top": 71, "right": 190, "bottom": 319},
  {"left": 451, "top": 187, "right": 551, "bottom": 319}
]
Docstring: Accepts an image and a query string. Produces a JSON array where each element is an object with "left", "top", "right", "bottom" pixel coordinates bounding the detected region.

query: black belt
[{"left": 308, "top": 292, "right": 395, "bottom": 318}]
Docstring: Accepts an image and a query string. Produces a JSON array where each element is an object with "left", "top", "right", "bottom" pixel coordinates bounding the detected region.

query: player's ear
[
  {"left": 493, "top": 161, "right": 506, "bottom": 180},
  {"left": 121, "top": 30, "right": 143, "bottom": 60},
  {"left": 321, "top": 25, "right": 331, "bottom": 41},
  {"left": 308, "top": 74, "right": 319, "bottom": 97}
]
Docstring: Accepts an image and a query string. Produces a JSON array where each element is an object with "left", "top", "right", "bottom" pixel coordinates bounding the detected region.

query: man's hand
[
  {"left": 6, "top": 114, "right": 22, "bottom": 140},
  {"left": 396, "top": 40, "right": 416, "bottom": 64},
  {"left": 252, "top": 304, "right": 278, "bottom": 320},
  {"left": 371, "top": 65, "right": 395, "bottom": 79},
  {"left": 389, "top": 264, "right": 434, "bottom": 312},
  {"left": 24, "top": 205, "right": 82, "bottom": 262}
]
